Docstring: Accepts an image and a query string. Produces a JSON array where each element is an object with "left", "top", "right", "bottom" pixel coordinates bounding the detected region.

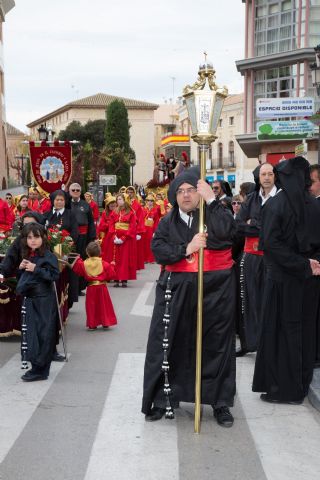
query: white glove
[
  {"left": 114, "top": 237, "right": 123, "bottom": 245},
  {"left": 136, "top": 235, "right": 141, "bottom": 241}
]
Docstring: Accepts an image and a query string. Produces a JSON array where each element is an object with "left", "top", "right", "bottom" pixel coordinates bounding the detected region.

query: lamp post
[
  {"left": 14, "top": 153, "right": 29, "bottom": 186},
  {"left": 37, "top": 124, "right": 48, "bottom": 141},
  {"left": 129, "top": 153, "right": 136, "bottom": 186},
  {"left": 183, "top": 56, "right": 228, "bottom": 433},
  {"left": 310, "top": 44, "right": 320, "bottom": 165}
]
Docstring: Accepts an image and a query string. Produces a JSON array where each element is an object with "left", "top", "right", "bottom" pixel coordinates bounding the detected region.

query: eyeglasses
[
  {"left": 5, "top": 196, "right": 12, "bottom": 199},
  {"left": 232, "top": 201, "right": 242, "bottom": 206},
  {"left": 212, "top": 186, "right": 220, "bottom": 191},
  {"left": 71, "top": 189, "right": 81, "bottom": 192},
  {"left": 176, "top": 187, "right": 197, "bottom": 196}
]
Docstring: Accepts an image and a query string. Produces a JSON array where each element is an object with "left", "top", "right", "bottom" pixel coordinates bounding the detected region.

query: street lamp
[
  {"left": 37, "top": 124, "right": 48, "bottom": 141},
  {"left": 310, "top": 44, "right": 320, "bottom": 165},
  {"left": 14, "top": 153, "right": 29, "bottom": 186},
  {"left": 183, "top": 56, "right": 228, "bottom": 434},
  {"left": 129, "top": 153, "right": 136, "bottom": 185}
]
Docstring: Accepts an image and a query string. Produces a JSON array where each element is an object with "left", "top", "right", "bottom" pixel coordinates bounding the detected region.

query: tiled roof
[
  {"left": 224, "top": 93, "right": 244, "bottom": 106},
  {"left": 27, "top": 93, "right": 159, "bottom": 128},
  {"left": 6, "top": 122, "right": 25, "bottom": 136},
  {"left": 69, "top": 93, "right": 158, "bottom": 109}
]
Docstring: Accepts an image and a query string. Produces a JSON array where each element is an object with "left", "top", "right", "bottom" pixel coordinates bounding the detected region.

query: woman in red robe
[
  {"left": 109, "top": 193, "right": 137, "bottom": 287},
  {"left": 97, "top": 196, "right": 116, "bottom": 262},
  {"left": 16, "top": 195, "right": 30, "bottom": 218},
  {"left": 72, "top": 242, "right": 117, "bottom": 330},
  {"left": 84, "top": 192, "right": 100, "bottom": 224},
  {"left": 126, "top": 186, "right": 145, "bottom": 271},
  {"left": 143, "top": 194, "right": 160, "bottom": 263}
]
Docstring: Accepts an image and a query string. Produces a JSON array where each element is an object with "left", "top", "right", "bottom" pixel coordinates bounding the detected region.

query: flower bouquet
[{"left": 47, "top": 226, "right": 75, "bottom": 270}]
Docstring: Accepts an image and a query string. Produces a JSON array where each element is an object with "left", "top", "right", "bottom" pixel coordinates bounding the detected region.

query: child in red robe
[{"left": 71, "top": 242, "right": 117, "bottom": 330}]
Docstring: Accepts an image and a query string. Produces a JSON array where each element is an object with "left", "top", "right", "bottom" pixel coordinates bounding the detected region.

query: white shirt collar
[
  {"left": 53, "top": 207, "right": 65, "bottom": 214},
  {"left": 259, "top": 185, "right": 277, "bottom": 206},
  {"left": 179, "top": 208, "right": 193, "bottom": 226}
]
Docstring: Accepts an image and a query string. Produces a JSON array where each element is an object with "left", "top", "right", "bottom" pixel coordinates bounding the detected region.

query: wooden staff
[{"left": 194, "top": 144, "right": 207, "bottom": 434}]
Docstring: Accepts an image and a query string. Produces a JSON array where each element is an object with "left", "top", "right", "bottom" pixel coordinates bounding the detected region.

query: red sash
[
  {"left": 165, "top": 248, "right": 233, "bottom": 273},
  {"left": 78, "top": 225, "right": 88, "bottom": 234},
  {"left": 244, "top": 237, "right": 264, "bottom": 256}
]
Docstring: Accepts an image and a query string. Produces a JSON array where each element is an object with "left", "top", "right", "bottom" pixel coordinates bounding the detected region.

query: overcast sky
[{"left": 4, "top": 0, "right": 245, "bottom": 132}]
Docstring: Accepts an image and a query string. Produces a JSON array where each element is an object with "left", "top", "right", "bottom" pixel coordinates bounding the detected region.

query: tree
[{"left": 104, "top": 100, "right": 132, "bottom": 189}]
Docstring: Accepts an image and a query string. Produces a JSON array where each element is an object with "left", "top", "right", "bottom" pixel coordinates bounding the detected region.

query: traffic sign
[{"left": 99, "top": 175, "right": 117, "bottom": 186}]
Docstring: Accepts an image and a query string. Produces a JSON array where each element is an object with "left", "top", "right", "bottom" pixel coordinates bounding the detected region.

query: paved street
[{"left": 1, "top": 264, "right": 320, "bottom": 480}]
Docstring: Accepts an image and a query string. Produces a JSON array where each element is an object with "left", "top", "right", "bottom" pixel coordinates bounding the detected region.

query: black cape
[
  {"left": 16, "top": 251, "right": 60, "bottom": 368},
  {"left": 142, "top": 202, "right": 236, "bottom": 413}
]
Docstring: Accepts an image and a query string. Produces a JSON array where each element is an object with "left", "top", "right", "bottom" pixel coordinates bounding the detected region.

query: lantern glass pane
[{"left": 185, "top": 96, "right": 198, "bottom": 134}]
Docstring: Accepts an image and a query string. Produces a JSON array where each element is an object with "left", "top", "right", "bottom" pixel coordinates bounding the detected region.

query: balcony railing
[{"left": 211, "top": 157, "right": 236, "bottom": 169}]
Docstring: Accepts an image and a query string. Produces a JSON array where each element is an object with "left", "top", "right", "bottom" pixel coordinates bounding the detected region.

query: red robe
[
  {"left": 72, "top": 257, "right": 117, "bottom": 328},
  {"left": 109, "top": 209, "right": 137, "bottom": 280},
  {"left": 39, "top": 197, "right": 52, "bottom": 214},
  {"left": 89, "top": 200, "right": 100, "bottom": 222},
  {"left": 130, "top": 198, "right": 145, "bottom": 271},
  {"left": 0, "top": 199, "right": 13, "bottom": 232},
  {"left": 7, "top": 204, "right": 16, "bottom": 227},
  {"left": 97, "top": 210, "right": 114, "bottom": 262},
  {"left": 27, "top": 199, "right": 41, "bottom": 212},
  {"left": 143, "top": 206, "right": 160, "bottom": 263}
]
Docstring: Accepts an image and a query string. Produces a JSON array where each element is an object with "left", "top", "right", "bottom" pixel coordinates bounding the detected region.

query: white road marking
[
  {"left": 84, "top": 353, "right": 179, "bottom": 480},
  {"left": 130, "top": 281, "right": 154, "bottom": 318},
  {"left": 0, "top": 354, "right": 66, "bottom": 464},
  {"left": 237, "top": 356, "right": 320, "bottom": 480}
]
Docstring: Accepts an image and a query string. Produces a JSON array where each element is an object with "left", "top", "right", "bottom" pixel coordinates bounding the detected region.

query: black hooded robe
[
  {"left": 252, "top": 158, "right": 320, "bottom": 401},
  {"left": 236, "top": 191, "right": 266, "bottom": 351},
  {"left": 16, "top": 251, "right": 60, "bottom": 374},
  {"left": 142, "top": 202, "right": 236, "bottom": 414}
]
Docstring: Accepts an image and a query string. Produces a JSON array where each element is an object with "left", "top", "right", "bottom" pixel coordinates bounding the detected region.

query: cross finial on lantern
[{"left": 204, "top": 51, "right": 207, "bottom": 62}]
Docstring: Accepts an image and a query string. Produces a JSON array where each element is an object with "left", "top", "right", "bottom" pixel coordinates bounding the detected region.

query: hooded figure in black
[
  {"left": 252, "top": 156, "right": 320, "bottom": 404},
  {"left": 142, "top": 167, "right": 237, "bottom": 427},
  {"left": 235, "top": 163, "right": 277, "bottom": 355}
]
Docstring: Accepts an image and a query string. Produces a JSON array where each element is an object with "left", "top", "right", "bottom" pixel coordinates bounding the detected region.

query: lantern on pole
[{"left": 183, "top": 55, "right": 228, "bottom": 434}]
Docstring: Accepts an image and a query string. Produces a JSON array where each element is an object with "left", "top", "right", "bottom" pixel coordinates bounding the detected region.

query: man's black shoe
[
  {"left": 52, "top": 352, "right": 65, "bottom": 362},
  {"left": 145, "top": 407, "right": 166, "bottom": 422},
  {"left": 79, "top": 291, "right": 86, "bottom": 296},
  {"left": 260, "top": 393, "right": 303, "bottom": 405},
  {"left": 21, "top": 372, "right": 48, "bottom": 382},
  {"left": 213, "top": 406, "right": 234, "bottom": 428}
]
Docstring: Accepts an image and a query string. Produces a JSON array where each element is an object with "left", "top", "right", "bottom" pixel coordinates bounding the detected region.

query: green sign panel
[{"left": 257, "top": 120, "right": 314, "bottom": 140}]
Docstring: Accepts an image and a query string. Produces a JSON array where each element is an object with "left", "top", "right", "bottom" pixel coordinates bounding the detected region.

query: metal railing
[{"left": 211, "top": 157, "right": 236, "bottom": 169}]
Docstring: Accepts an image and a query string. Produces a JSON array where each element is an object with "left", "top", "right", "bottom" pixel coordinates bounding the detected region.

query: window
[
  {"left": 219, "top": 118, "right": 223, "bottom": 127},
  {"left": 228, "top": 142, "right": 235, "bottom": 167},
  {"left": 229, "top": 117, "right": 234, "bottom": 126},
  {"left": 218, "top": 143, "right": 223, "bottom": 168}
]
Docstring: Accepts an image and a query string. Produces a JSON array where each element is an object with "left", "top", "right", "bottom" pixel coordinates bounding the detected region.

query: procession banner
[{"left": 29, "top": 141, "right": 72, "bottom": 195}]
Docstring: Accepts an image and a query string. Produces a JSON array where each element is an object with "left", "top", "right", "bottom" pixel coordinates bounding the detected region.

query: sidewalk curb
[{"left": 308, "top": 368, "right": 320, "bottom": 412}]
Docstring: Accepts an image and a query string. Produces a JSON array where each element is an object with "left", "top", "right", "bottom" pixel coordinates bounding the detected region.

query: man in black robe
[
  {"left": 309, "top": 164, "right": 320, "bottom": 366},
  {"left": 68, "top": 183, "right": 96, "bottom": 299},
  {"left": 235, "top": 163, "right": 277, "bottom": 356},
  {"left": 142, "top": 167, "right": 236, "bottom": 427},
  {"left": 253, "top": 156, "right": 320, "bottom": 404}
]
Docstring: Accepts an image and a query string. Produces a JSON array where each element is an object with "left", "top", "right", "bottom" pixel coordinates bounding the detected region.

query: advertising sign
[
  {"left": 256, "top": 97, "right": 314, "bottom": 119},
  {"left": 257, "top": 120, "right": 314, "bottom": 140},
  {"left": 295, "top": 143, "right": 307, "bottom": 156},
  {"left": 29, "top": 141, "right": 72, "bottom": 194}
]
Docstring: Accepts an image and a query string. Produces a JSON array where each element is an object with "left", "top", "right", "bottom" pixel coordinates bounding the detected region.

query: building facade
[
  {"left": 0, "top": 0, "right": 15, "bottom": 189},
  {"left": 236, "top": 0, "right": 320, "bottom": 164},
  {"left": 27, "top": 93, "right": 158, "bottom": 186}
]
